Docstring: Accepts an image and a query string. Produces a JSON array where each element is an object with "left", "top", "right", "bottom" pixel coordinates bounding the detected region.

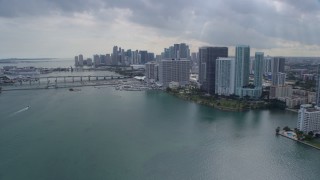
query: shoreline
[
  {"left": 166, "top": 91, "right": 250, "bottom": 112},
  {"left": 285, "top": 108, "right": 299, "bottom": 113},
  {"left": 1, "top": 83, "right": 118, "bottom": 92}
]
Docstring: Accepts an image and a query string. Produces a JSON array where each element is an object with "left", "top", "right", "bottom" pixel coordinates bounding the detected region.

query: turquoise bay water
[{"left": 0, "top": 87, "right": 319, "bottom": 180}]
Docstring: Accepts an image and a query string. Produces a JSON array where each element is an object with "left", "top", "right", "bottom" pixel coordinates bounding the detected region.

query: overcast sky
[{"left": 0, "top": 0, "right": 319, "bottom": 58}]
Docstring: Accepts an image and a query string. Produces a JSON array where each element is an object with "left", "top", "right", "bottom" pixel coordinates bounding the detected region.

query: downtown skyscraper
[
  {"left": 253, "top": 52, "right": 264, "bottom": 98},
  {"left": 272, "top": 57, "right": 285, "bottom": 86},
  {"left": 112, "top": 46, "right": 118, "bottom": 65},
  {"left": 162, "top": 43, "right": 190, "bottom": 60},
  {"left": 199, "top": 47, "right": 228, "bottom": 95}
]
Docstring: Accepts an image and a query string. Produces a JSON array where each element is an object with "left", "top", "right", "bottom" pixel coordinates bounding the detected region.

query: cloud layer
[{"left": 0, "top": 0, "right": 320, "bottom": 58}]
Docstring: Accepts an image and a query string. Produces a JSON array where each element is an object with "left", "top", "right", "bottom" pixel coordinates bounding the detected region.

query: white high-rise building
[
  {"left": 298, "top": 104, "right": 320, "bottom": 133},
  {"left": 159, "top": 59, "right": 190, "bottom": 87},
  {"left": 215, "top": 58, "right": 235, "bottom": 96}
]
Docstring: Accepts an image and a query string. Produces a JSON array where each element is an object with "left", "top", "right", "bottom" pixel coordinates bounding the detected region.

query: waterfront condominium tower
[
  {"left": 234, "top": 45, "right": 250, "bottom": 96},
  {"left": 298, "top": 104, "right": 320, "bottom": 133},
  {"left": 198, "top": 47, "right": 228, "bottom": 95},
  {"left": 215, "top": 57, "right": 235, "bottom": 96},
  {"left": 254, "top": 52, "right": 264, "bottom": 88},
  {"left": 272, "top": 57, "right": 285, "bottom": 86},
  {"left": 316, "top": 64, "right": 320, "bottom": 106}
]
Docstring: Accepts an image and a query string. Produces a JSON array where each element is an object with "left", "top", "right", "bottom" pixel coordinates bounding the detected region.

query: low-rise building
[
  {"left": 240, "top": 87, "right": 262, "bottom": 99},
  {"left": 302, "top": 74, "right": 315, "bottom": 81},
  {"left": 293, "top": 89, "right": 308, "bottom": 96},
  {"left": 270, "top": 85, "right": 293, "bottom": 99},
  {"left": 169, "top": 82, "right": 180, "bottom": 89},
  {"left": 269, "top": 86, "right": 316, "bottom": 108},
  {"left": 286, "top": 97, "right": 308, "bottom": 109}
]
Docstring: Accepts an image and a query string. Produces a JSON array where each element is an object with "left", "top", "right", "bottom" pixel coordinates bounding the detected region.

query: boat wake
[{"left": 10, "top": 106, "right": 30, "bottom": 116}]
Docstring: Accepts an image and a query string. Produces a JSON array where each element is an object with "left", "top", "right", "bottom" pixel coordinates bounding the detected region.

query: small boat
[{"left": 69, "top": 88, "right": 81, "bottom": 92}]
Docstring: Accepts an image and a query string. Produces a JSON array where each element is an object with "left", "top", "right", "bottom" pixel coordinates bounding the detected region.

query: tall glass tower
[
  {"left": 198, "top": 47, "right": 228, "bottom": 95},
  {"left": 235, "top": 45, "right": 250, "bottom": 96},
  {"left": 272, "top": 57, "right": 285, "bottom": 86},
  {"left": 254, "top": 52, "right": 264, "bottom": 88}
]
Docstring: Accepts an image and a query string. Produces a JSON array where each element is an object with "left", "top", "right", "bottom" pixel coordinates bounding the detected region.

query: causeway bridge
[{"left": 13, "top": 75, "right": 131, "bottom": 86}]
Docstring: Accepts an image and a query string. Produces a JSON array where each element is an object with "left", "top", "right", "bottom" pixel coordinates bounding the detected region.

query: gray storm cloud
[{"left": 0, "top": 0, "right": 319, "bottom": 57}]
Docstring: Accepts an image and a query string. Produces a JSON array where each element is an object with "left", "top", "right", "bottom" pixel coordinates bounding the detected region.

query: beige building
[
  {"left": 270, "top": 85, "right": 292, "bottom": 99},
  {"left": 270, "top": 86, "right": 316, "bottom": 109},
  {"left": 286, "top": 97, "right": 308, "bottom": 109}
]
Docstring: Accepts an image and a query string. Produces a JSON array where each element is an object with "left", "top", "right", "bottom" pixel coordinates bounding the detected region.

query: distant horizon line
[
  {"left": 0, "top": 58, "right": 67, "bottom": 61},
  {"left": 1, "top": 56, "right": 320, "bottom": 60}
]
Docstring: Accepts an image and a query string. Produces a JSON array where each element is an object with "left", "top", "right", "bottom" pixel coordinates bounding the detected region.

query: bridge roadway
[{"left": 14, "top": 75, "right": 132, "bottom": 86}]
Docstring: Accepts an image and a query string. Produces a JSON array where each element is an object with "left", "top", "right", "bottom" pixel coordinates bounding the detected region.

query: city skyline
[{"left": 0, "top": 0, "right": 320, "bottom": 58}]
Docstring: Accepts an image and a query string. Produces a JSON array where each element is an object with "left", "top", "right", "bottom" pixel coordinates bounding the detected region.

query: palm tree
[
  {"left": 283, "top": 126, "right": 291, "bottom": 132},
  {"left": 308, "top": 131, "right": 314, "bottom": 137}
]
